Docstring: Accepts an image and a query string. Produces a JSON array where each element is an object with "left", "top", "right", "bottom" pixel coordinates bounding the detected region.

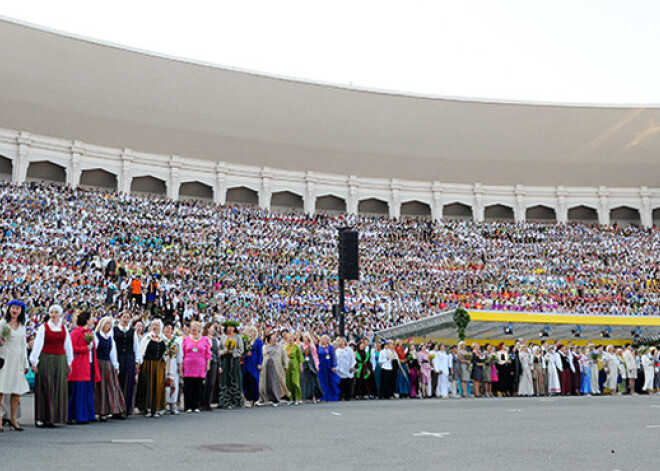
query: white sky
[{"left": 3, "top": 0, "right": 660, "bottom": 104}]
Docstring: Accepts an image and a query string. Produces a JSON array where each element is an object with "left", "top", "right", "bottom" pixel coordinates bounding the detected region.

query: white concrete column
[
  {"left": 556, "top": 186, "right": 568, "bottom": 223},
  {"left": 514, "top": 184, "right": 525, "bottom": 223},
  {"left": 68, "top": 140, "right": 84, "bottom": 188},
  {"left": 119, "top": 149, "right": 133, "bottom": 194},
  {"left": 214, "top": 162, "right": 227, "bottom": 205},
  {"left": 473, "top": 183, "right": 484, "bottom": 222},
  {"left": 347, "top": 175, "right": 358, "bottom": 215},
  {"left": 431, "top": 182, "right": 444, "bottom": 221},
  {"left": 259, "top": 167, "right": 272, "bottom": 210},
  {"left": 304, "top": 172, "right": 316, "bottom": 215},
  {"left": 167, "top": 155, "right": 181, "bottom": 200},
  {"left": 13, "top": 131, "right": 31, "bottom": 183},
  {"left": 598, "top": 186, "right": 610, "bottom": 225},
  {"left": 640, "top": 187, "right": 652, "bottom": 228},
  {"left": 389, "top": 179, "right": 401, "bottom": 219}
]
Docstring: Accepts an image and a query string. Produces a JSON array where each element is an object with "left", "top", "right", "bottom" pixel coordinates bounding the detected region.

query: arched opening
[
  {"left": 610, "top": 206, "right": 640, "bottom": 227},
  {"left": 568, "top": 205, "right": 598, "bottom": 223},
  {"left": 131, "top": 176, "right": 166, "bottom": 195},
  {"left": 653, "top": 208, "right": 660, "bottom": 227},
  {"left": 180, "top": 181, "right": 213, "bottom": 201},
  {"left": 443, "top": 202, "right": 472, "bottom": 220},
  {"left": 485, "top": 204, "right": 514, "bottom": 220},
  {"left": 316, "top": 194, "right": 346, "bottom": 213},
  {"left": 401, "top": 200, "right": 431, "bottom": 217},
  {"left": 0, "top": 155, "right": 11, "bottom": 181},
  {"left": 80, "top": 169, "right": 117, "bottom": 190},
  {"left": 358, "top": 198, "right": 389, "bottom": 216},
  {"left": 26, "top": 161, "right": 66, "bottom": 183},
  {"left": 271, "top": 191, "right": 304, "bottom": 211},
  {"left": 526, "top": 205, "right": 556, "bottom": 222},
  {"left": 226, "top": 186, "right": 258, "bottom": 206}
]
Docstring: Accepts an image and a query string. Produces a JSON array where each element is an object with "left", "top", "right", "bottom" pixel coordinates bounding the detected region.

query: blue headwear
[{"left": 7, "top": 300, "right": 26, "bottom": 311}]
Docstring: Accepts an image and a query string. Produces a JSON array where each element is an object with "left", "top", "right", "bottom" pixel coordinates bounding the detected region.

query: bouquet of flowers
[
  {"left": 533, "top": 355, "right": 539, "bottom": 364},
  {"left": 463, "top": 352, "right": 473, "bottom": 361},
  {"left": 83, "top": 332, "right": 95, "bottom": 345},
  {"left": 490, "top": 354, "right": 499, "bottom": 365},
  {"left": 242, "top": 334, "right": 252, "bottom": 353},
  {"left": 0, "top": 324, "right": 11, "bottom": 346},
  {"left": 162, "top": 337, "right": 178, "bottom": 360},
  {"left": 226, "top": 339, "right": 237, "bottom": 351},
  {"left": 590, "top": 352, "right": 599, "bottom": 362},
  {"left": 429, "top": 354, "right": 436, "bottom": 362}
]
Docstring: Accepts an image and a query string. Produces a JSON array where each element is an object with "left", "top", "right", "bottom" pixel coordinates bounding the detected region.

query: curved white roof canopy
[{"left": 1, "top": 18, "right": 659, "bottom": 187}]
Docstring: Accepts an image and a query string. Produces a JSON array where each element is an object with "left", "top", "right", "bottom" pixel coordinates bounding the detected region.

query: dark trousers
[
  {"left": 339, "top": 378, "right": 353, "bottom": 400},
  {"left": 183, "top": 377, "right": 204, "bottom": 411},
  {"left": 381, "top": 369, "right": 396, "bottom": 399}
]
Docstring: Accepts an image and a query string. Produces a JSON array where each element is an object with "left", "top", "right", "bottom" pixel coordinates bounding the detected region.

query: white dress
[
  {"left": 0, "top": 321, "right": 30, "bottom": 395},
  {"left": 642, "top": 354, "right": 654, "bottom": 392},
  {"left": 545, "top": 352, "right": 560, "bottom": 394},
  {"left": 517, "top": 350, "right": 534, "bottom": 396}
]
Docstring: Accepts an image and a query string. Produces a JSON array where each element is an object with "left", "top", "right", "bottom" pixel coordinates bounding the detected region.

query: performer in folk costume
[
  {"left": 29, "top": 304, "right": 73, "bottom": 428},
  {"left": 219, "top": 320, "right": 244, "bottom": 408},
  {"left": 113, "top": 311, "right": 141, "bottom": 417}
]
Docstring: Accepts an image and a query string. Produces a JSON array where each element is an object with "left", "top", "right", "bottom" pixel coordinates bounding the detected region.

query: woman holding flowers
[
  {"left": 0, "top": 300, "right": 30, "bottom": 431},
  {"left": 67, "top": 311, "right": 100, "bottom": 424},
  {"left": 136, "top": 319, "right": 168, "bottom": 417},
  {"left": 219, "top": 320, "right": 244, "bottom": 408},
  {"left": 470, "top": 343, "right": 485, "bottom": 397},
  {"left": 29, "top": 304, "right": 73, "bottom": 428},
  {"left": 242, "top": 326, "right": 262, "bottom": 407}
]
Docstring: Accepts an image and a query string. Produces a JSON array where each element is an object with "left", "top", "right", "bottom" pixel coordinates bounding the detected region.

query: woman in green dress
[
  {"left": 218, "top": 321, "right": 244, "bottom": 408},
  {"left": 284, "top": 332, "right": 303, "bottom": 405}
]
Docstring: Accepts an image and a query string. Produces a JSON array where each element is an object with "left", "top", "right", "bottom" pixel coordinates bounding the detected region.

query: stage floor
[{"left": 4, "top": 393, "right": 660, "bottom": 470}]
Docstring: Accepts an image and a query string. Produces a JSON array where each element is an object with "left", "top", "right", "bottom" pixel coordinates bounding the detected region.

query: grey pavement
[{"left": 2, "top": 394, "right": 660, "bottom": 470}]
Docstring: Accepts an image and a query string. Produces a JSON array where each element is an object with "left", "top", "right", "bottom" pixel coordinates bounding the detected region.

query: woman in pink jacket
[{"left": 180, "top": 321, "right": 211, "bottom": 413}]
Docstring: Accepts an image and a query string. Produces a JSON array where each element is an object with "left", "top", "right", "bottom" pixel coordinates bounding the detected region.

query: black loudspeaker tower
[{"left": 338, "top": 229, "right": 359, "bottom": 280}]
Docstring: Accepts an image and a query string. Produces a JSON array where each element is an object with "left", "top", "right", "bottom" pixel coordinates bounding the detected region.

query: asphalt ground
[{"left": 2, "top": 394, "right": 659, "bottom": 470}]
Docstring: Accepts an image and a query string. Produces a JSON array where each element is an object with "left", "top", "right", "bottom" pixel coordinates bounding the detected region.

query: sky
[{"left": 2, "top": 0, "right": 660, "bottom": 104}]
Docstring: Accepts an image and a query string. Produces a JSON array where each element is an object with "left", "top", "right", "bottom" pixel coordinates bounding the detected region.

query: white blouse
[{"left": 29, "top": 321, "right": 74, "bottom": 367}]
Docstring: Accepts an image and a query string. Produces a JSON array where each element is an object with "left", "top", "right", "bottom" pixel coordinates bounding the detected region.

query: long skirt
[
  {"left": 409, "top": 367, "right": 419, "bottom": 398},
  {"left": 95, "top": 359, "right": 126, "bottom": 416},
  {"left": 204, "top": 361, "right": 218, "bottom": 408},
  {"left": 136, "top": 359, "right": 166, "bottom": 413},
  {"left": 243, "top": 371, "right": 259, "bottom": 403},
  {"left": 68, "top": 362, "right": 96, "bottom": 423},
  {"left": 590, "top": 364, "right": 600, "bottom": 394},
  {"left": 117, "top": 353, "right": 136, "bottom": 415},
  {"left": 560, "top": 368, "right": 572, "bottom": 395},
  {"left": 318, "top": 364, "right": 340, "bottom": 401},
  {"left": 580, "top": 368, "right": 591, "bottom": 394},
  {"left": 219, "top": 356, "right": 243, "bottom": 408},
  {"left": 35, "top": 353, "right": 68, "bottom": 424},
  {"left": 518, "top": 365, "right": 534, "bottom": 396},
  {"left": 396, "top": 364, "right": 411, "bottom": 397},
  {"left": 300, "top": 361, "right": 322, "bottom": 400},
  {"left": 380, "top": 368, "right": 396, "bottom": 399}
]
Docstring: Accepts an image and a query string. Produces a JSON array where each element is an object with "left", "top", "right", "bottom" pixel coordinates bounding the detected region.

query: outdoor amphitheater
[{"left": 1, "top": 13, "right": 659, "bottom": 471}]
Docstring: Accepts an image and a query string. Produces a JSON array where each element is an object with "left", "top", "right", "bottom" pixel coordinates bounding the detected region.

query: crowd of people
[
  {"left": 1, "top": 180, "right": 660, "bottom": 431},
  {"left": 1, "top": 300, "right": 659, "bottom": 432}
]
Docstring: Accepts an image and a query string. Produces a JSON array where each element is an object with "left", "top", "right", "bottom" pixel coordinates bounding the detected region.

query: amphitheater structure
[{"left": 2, "top": 17, "right": 660, "bottom": 226}]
